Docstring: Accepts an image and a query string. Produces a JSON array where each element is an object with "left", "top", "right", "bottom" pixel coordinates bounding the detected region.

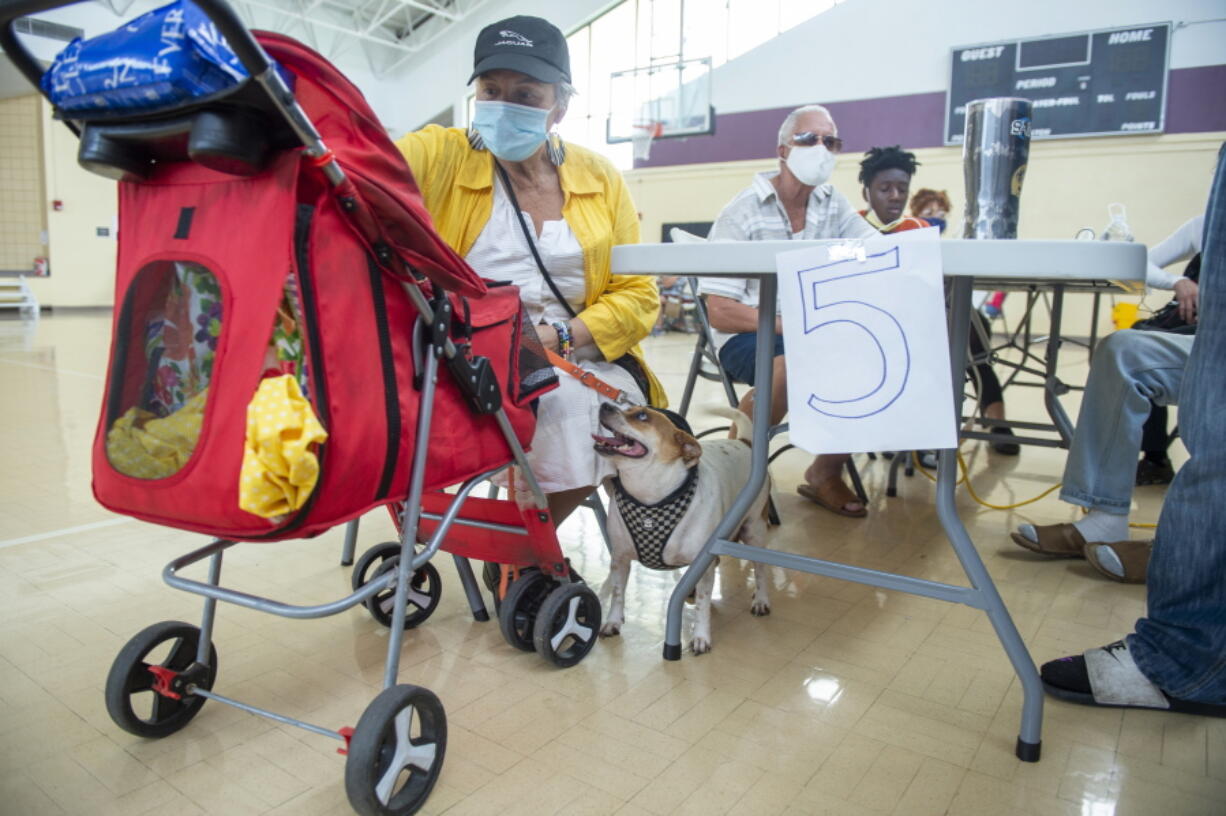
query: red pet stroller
[{"left": 0, "top": 1, "right": 603, "bottom": 813}]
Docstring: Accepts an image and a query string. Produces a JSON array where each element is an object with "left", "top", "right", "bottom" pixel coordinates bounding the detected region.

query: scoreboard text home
[{"left": 946, "top": 23, "right": 1170, "bottom": 144}]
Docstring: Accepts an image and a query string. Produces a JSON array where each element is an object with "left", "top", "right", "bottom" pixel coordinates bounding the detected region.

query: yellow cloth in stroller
[
  {"left": 106, "top": 391, "right": 209, "bottom": 480},
  {"left": 239, "top": 374, "right": 328, "bottom": 519}
]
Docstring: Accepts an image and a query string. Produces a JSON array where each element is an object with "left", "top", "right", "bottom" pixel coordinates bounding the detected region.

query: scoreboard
[{"left": 946, "top": 23, "right": 1170, "bottom": 144}]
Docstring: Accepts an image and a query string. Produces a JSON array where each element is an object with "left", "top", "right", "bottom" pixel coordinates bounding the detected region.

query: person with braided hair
[
  {"left": 858, "top": 146, "right": 1019, "bottom": 455},
  {"left": 857, "top": 145, "right": 931, "bottom": 233}
]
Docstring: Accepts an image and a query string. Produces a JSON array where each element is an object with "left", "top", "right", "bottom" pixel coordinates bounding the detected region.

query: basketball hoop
[{"left": 631, "top": 122, "right": 663, "bottom": 160}]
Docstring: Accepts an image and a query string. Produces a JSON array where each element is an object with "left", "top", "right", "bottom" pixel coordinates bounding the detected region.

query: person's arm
[
  {"left": 394, "top": 125, "right": 469, "bottom": 215},
  {"left": 536, "top": 317, "right": 598, "bottom": 359},
  {"left": 696, "top": 198, "right": 775, "bottom": 333},
  {"left": 394, "top": 125, "right": 442, "bottom": 197},
  {"left": 1145, "top": 263, "right": 1180, "bottom": 290},
  {"left": 571, "top": 166, "right": 659, "bottom": 362},
  {"left": 1173, "top": 278, "right": 1200, "bottom": 324},
  {"left": 1146, "top": 215, "right": 1205, "bottom": 290},
  {"left": 706, "top": 294, "right": 782, "bottom": 334}
]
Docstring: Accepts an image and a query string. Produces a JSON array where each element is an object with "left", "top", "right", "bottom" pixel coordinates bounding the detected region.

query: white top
[
  {"left": 697, "top": 171, "right": 878, "bottom": 346},
  {"left": 1145, "top": 215, "right": 1203, "bottom": 290},
  {"left": 466, "top": 177, "right": 645, "bottom": 495},
  {"left": 464, "top": 179, "right": 585, "bottom": 323}
]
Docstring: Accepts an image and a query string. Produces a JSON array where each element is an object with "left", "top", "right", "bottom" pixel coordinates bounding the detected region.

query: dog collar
[{"left": 610, "top": 466, "right": 700, "bottom": 570}]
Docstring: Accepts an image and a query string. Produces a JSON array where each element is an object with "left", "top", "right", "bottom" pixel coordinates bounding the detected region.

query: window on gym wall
[
  {"left": 557, "top": 0, "right": 849, "bottom": 168},
  {"left": 465, "top": 0, "right": 848, "bottom": 167}
]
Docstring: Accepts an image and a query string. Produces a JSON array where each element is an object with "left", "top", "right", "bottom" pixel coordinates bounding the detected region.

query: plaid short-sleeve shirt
[{"left": 699, "top": 171, "right": 878, "bottom": 347}]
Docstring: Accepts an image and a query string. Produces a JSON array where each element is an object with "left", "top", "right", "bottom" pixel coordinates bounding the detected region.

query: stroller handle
[{"left": 0, "top": 0, "right": 272, "bottom": 93}]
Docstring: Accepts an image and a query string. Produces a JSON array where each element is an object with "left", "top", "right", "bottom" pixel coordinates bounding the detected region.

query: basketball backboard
[{"left": 606, "top": 57, "right": 714, "bottom": 146}]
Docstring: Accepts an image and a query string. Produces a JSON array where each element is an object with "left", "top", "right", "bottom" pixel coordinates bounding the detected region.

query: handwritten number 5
[{"left": 798, "top": 247, "right": 911, "bottom": 419}]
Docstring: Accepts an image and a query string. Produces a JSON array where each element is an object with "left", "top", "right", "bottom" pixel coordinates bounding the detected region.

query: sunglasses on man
[{"left": 791, "top": 131, "right": 843, "bottom": 152}]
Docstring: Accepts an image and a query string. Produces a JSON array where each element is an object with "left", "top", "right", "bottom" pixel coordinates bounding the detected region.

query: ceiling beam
[{"left": 242, "top": 0, "right": 422, "bottom": 53}]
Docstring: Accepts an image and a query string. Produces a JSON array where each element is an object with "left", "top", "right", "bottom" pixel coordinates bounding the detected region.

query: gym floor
[{"left": 0, "top": 310, "right": 1221, "bottom": 815}]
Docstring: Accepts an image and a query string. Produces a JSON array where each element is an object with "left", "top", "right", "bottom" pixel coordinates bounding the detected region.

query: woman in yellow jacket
[{"left": 396, "top": 15, "right": 661, "bottom": 522}]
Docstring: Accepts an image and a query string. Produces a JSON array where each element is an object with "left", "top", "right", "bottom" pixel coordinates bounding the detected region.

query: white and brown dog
[{"left": 593, "top": 403, "right": 771, "bottom": 654}]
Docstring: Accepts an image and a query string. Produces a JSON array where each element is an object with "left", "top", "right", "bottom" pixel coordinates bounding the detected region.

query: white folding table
[{"left": 612, "top": 238, "right": 1147, "bottom": 762}]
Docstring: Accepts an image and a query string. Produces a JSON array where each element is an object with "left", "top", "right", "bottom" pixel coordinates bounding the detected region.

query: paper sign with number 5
[
  {"left": 799, "top": 246, "right": 910, "bottom": 419},
  {"left": 777, "top": 231, "right": 956, "bottom": 455}
]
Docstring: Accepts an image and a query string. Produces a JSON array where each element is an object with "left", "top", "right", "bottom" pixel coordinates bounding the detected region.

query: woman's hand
[
  {"left": 535, "top": 323, "right": 559, "bottom": 354},
  {"left": 1173, "top": 278, "right": 1199, "bottom": 324}
]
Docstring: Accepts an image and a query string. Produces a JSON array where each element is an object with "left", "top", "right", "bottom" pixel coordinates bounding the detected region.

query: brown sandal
[
  {"left": 1083, "top": 540, "right": 1151, "bottom": 584},
  {"left": 797, "top": 478, "right": 867, "bottom": 518},
  {"left": 1009, "top": 523, "right": 1086, "bottom": 557}
]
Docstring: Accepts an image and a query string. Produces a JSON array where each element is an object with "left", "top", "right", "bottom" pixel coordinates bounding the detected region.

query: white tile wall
[{"left": 0, "top": 94, "right": 48, "bottom": 272}]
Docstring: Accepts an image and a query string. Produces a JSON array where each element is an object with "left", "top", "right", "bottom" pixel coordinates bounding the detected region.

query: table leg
[
  {"left": 340, "top": 518, "right": 359, "bottom": 566},
  {"left": 663, "top": 276, "right": 778, "bottom": 660},
  {"left": 945, "top": 277, "right": 1043, "bottom": 760},
  {"left": 1044, "top": 284, "right": 1075, "bottom": 445},
  {"left": 1088, "top": 292, "right": 1102, "bottom": 362},
  {"left": 658, "top": 271, "right": 1044, "bottom": 761}
]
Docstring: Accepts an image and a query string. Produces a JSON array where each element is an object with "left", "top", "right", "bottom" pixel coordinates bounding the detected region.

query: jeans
[
  {"left": 718, "top": 331, "right": 785, "bottom": 385},
  {"left": 1058, "top": 330, "right": 1193, "bottom": 513},
  {"left": 1128, "top": 141, "right": 1226, "bottom": 703}
]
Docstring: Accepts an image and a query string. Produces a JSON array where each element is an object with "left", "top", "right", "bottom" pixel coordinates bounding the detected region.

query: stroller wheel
[
  {"left": 105, "top": 620, "right": 218, "bottom": 738},
  {"left": 345, "top": 684, "right": 446, "bottom": 816},
  {"left": 364, "top": 558, "right": 442, "bottom": 631},
  {"left": 352, "top": 542, "right": 411, "bottom": 592},
  {"left": 484, "top": 561, "right": 582, "bottom": 596},
  {"left": 498, "top": 571, "right": 552, "bottom": 652},
  {"left": 482, "top": 562, "right": 544, "bottom": 616},
  {"left": 533, "top": 583, "right": 602, "bottom": 668}
]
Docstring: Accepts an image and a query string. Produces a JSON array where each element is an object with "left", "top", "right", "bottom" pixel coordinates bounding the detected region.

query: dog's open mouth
[{"left": 592, "top": 425, "right": 648, "bottom": 458}]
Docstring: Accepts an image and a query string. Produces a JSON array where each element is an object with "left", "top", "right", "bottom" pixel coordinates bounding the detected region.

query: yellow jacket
[{"left": 395, "top": 126, "right": 664, "bottom": 406}]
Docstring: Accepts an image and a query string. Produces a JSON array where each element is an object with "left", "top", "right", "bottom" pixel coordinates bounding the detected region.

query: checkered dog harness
[{"left": 610, "top": 466, "right": 700, "bottom": 570}]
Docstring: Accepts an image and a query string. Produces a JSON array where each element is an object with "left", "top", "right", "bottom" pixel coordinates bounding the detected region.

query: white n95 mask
[{"left": 786, "top": 144, "right": 836, "bottom": 187}]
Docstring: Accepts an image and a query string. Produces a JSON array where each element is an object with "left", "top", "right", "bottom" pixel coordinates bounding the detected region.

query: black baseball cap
[{"left": 469, "top": 16, "right": 571, "bottom": 85}]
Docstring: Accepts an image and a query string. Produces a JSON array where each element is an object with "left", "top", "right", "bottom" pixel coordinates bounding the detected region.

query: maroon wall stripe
[{"left": 635, "top": 64, "right": 1226, "bottom": 169}]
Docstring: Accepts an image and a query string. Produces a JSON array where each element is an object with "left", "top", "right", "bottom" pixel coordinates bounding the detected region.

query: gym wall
[
  {"left": 622, "top": 0, "right": 1224, "bottom": 339},
  {"left": 30, "top": 97, "right": 117, "bottom": 307},
  {"left": 0, "top": 94, "right": 46, "bottom": 275}
]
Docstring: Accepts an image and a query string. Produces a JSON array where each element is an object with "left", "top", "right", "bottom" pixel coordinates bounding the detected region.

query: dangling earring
[
  {"left": 546, "top": 130, "right": 566, "bottom": 166},
  {"left": 467, "top": 126, "right": 486, "bottom": 152}
]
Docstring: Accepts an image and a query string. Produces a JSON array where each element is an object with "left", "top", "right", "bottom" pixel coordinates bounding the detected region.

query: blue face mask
[
  {"left": 472, "top": 100, "right": 550, "bottom": 162},
  {"left": 925, "top": 216, "right": 947, "bottom": 233}
]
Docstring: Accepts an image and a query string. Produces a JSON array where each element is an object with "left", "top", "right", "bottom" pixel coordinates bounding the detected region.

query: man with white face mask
[{"left": 701, "top": 104, "right": 878, "bottom": 517}]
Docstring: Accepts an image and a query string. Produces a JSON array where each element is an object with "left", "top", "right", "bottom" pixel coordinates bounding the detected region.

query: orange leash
[
  {"left": 492, "top": 350, "right": 629, "bottom": 595},
  {"left": 497, "top": 564, "right": 520, "bottom": 601},
  {"left": 545, "top": 349, "right": 635, "bottom": 405}
]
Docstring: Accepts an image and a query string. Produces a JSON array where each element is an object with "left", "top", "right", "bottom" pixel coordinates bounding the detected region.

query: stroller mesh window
[
  {"left": 264, "top": 274, "right": 311, "bottom": 396},
  {"left": 104, "top": 261, "right": 223, "bottom": 480},
  {"left": 515, "top": 306, "right": 559, "bottom": 404}
]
